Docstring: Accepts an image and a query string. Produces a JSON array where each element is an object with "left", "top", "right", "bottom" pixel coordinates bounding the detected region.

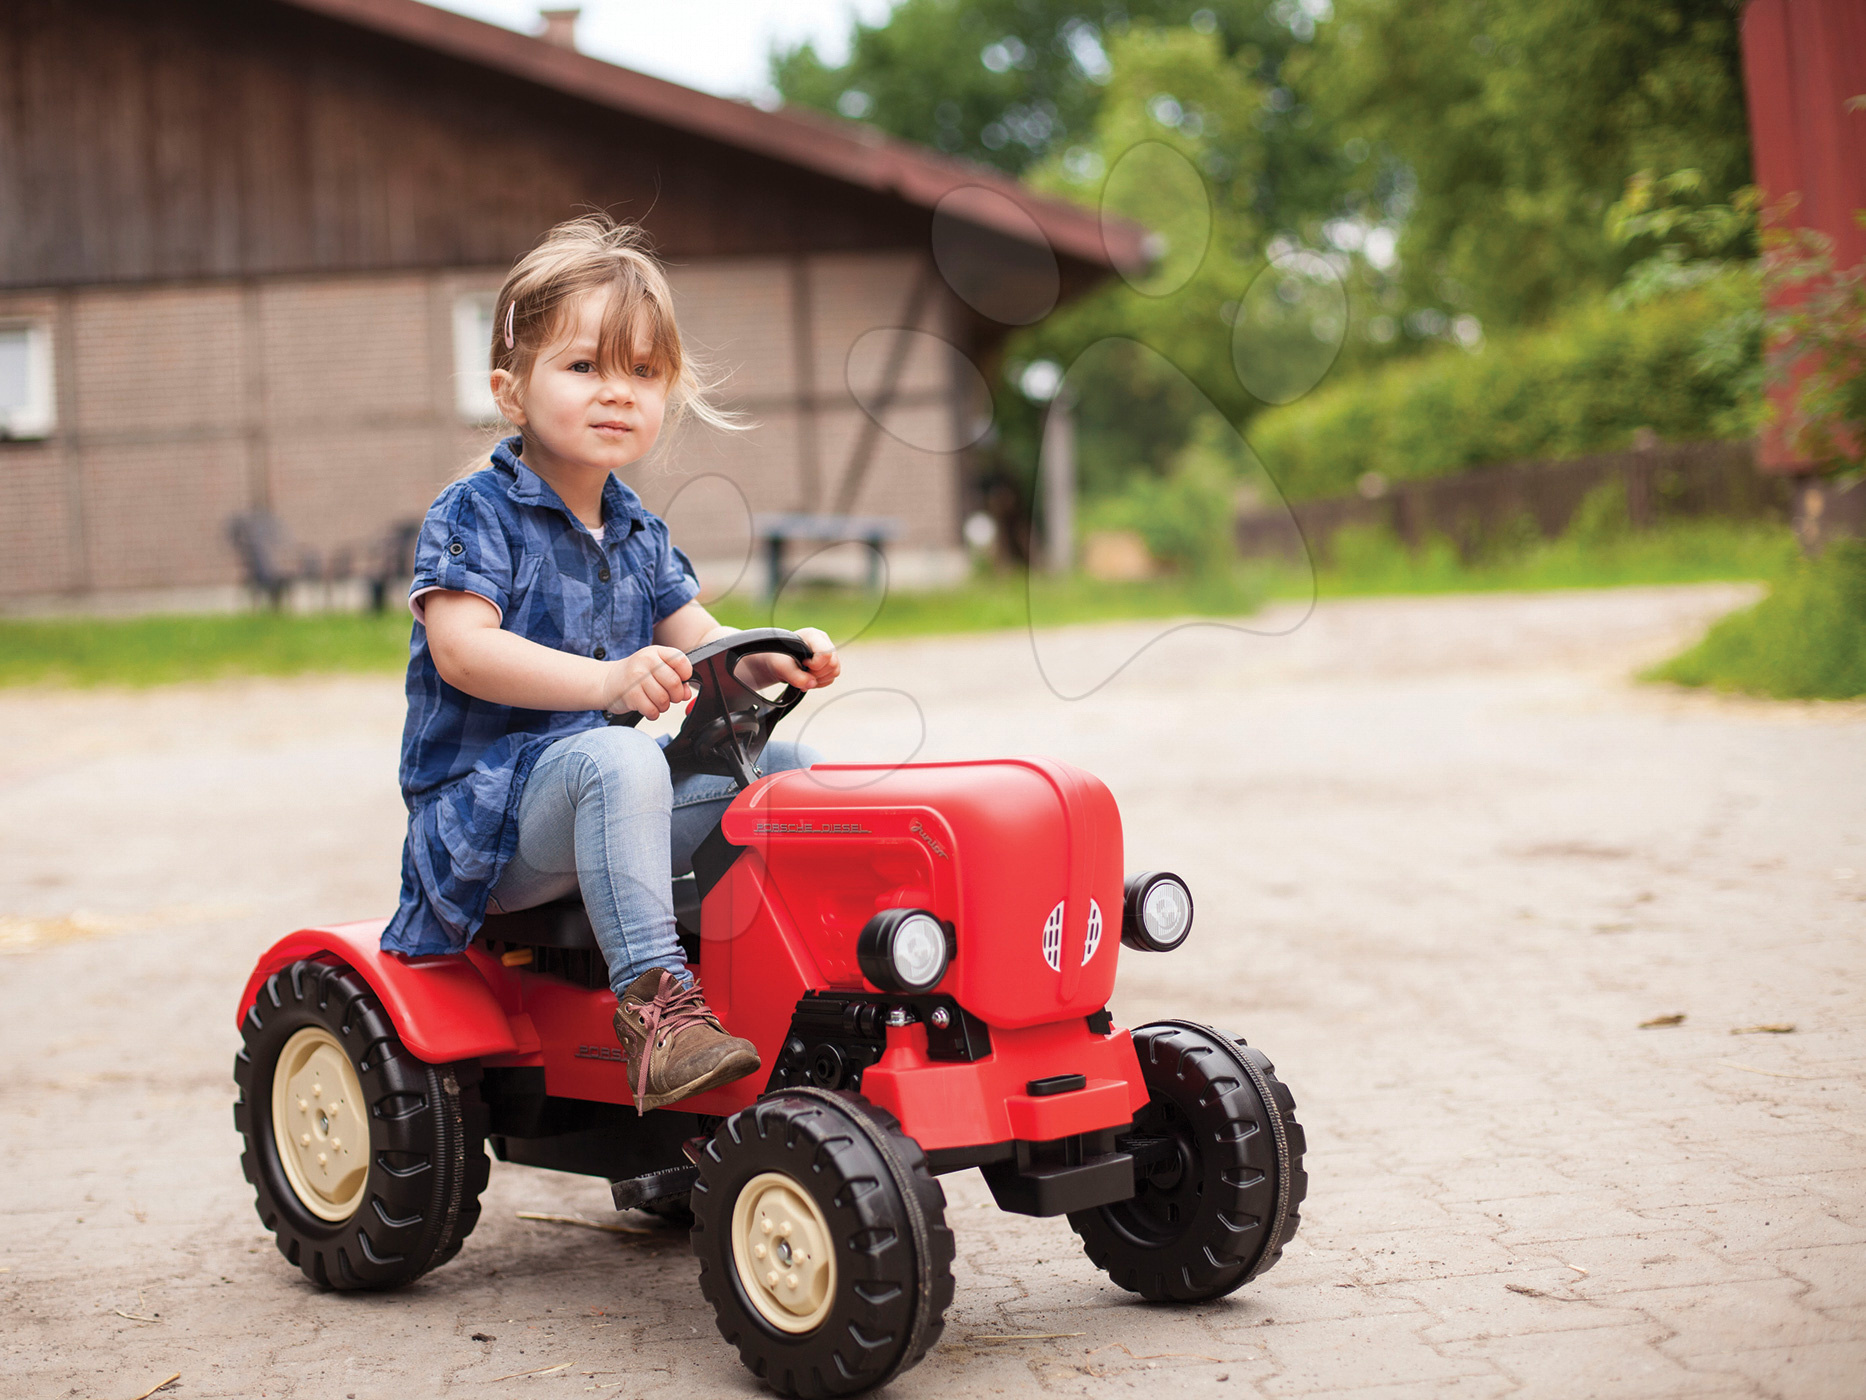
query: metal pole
[{"left": 1039, "top": 387, "right": 1076, "bottom": 574}]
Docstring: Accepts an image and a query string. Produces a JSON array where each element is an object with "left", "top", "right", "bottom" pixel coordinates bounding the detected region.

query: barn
[{"left": 0, "top": 0, "right": 1137, "bottom": 607}]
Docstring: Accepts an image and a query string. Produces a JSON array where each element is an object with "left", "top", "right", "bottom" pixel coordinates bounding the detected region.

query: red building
[{"left": 1741, "top": 0, "right": 1866, "bottom": 542}]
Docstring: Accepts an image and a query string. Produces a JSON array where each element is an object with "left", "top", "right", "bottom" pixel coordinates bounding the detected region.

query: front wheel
[
  {"left": 692, "top": 1089, "right": 954, "bottom": 1398},
  {"left": 234, "top": 959, "right": 490, "bottom": 1289},
  {"left": 1070, "top": 1020, "right": 1306, "bottom": 1302}
]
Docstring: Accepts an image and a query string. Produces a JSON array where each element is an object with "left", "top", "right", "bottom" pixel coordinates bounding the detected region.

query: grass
[
  {"left": 0, "top": 610, "right": 415, "bottom": 688},
  {"left": 715, "top": 569, "right": 1271, "bottom": 641},
  {"left": 0, "top": 572, "right": 1270, "bottom": 689},
  {"left": 1645, "top": 540, "right": 1866, "bottom": 700},
  {"left": 0, "top": 517, "right": 1798, "bottom": 690},
  {"left": 1294, "top": 517, "right": 1799, "bottom": 598}
]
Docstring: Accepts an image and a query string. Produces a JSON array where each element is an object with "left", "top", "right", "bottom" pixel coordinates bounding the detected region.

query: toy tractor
[{"left": 234, "top": 629, "right": 1306, "bottom": 1397}]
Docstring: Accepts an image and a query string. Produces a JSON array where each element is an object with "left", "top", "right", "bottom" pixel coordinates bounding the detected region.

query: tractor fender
[{"left": 235, "top": 920, "right": 529, "bottom": 1063}]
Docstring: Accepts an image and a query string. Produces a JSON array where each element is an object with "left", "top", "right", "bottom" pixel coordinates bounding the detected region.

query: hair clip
[{"left": 503, "top": 300, "right": 516, "bottom": 350}]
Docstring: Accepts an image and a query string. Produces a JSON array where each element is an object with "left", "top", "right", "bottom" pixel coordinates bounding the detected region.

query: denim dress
[{"left": 382, "top": 436, "right": 700, "bottom": 957}]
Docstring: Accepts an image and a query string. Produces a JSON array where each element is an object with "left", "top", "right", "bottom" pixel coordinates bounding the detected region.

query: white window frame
[
  {"left": 0, "top": 320, "right": 56, "bottom": 440},
  {"left": 452, "top": 293, "right": 501, "bottom": 424}
]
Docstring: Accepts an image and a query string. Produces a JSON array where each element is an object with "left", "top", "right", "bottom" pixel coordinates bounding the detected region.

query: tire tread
[
  {"left": 693, "top": 1090, "right": 953, "bottom": 1398},
  {"left": 1069, "top": 1021, "right": 1305, "bottom": 1303},
  {"left": 233, "top": 959, "right": 490, "bottom": 1291}
]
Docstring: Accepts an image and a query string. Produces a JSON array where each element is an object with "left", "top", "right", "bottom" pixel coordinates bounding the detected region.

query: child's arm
[
  {"left": 655, "top": 601, "right": 841, "bottom": 693},
  {"left": 425, "top": 591, "right": 695, "bottom": 718}
]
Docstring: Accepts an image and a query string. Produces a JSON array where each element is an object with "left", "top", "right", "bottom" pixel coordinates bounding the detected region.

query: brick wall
[
  {"left": 653, "top": 250, "right": 966, "bottom": 567},
  {"left": 0, "top": 439, "right": 75, "bottom": 594},
  {"left": 0, "top": 249, "right": 968, "bottom": 604}
]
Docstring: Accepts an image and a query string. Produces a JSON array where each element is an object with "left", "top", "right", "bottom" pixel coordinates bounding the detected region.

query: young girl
[{"left": 383, "top": 215, "right": 839, "bottom": 1112}]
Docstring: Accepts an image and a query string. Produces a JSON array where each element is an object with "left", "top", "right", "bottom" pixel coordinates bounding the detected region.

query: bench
[{"left": 751, "top": 513, "right": 900, "bottom": 596}]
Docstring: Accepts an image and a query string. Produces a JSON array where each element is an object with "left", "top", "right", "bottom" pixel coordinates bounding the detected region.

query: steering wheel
[{"left": 608, "top": 628, "right": 816, "bottom": 788}]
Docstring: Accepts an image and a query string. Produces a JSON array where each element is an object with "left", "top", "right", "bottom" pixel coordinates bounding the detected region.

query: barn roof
[{"left": 278, "top": 0, "right": 1146, "bottom": 274}]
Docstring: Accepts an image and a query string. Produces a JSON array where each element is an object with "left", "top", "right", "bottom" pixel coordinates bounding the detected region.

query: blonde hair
[{"left": 490, "top": 214, "right": 736, "bottom": 450}]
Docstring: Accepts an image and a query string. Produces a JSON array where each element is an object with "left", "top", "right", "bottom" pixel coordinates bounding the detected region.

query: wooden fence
[{"left": 1235, "top": 439, "right": 1791, "bottom": 565}]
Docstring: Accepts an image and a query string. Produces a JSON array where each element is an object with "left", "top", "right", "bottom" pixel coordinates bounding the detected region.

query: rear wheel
[
  {"left": 234, "top": 959, "right": 490, "bottom": 1289},
  {"left": 1069, "top": 1020, "right": 1306, "bottom": 1302},
  {"left": 693, "top": 1089, "right": 954, "bottom": 1398}
]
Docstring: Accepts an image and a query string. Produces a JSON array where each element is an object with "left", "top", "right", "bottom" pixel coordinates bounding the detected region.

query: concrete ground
[{"left": 2, "top": 583, "right": 1863, "bottom": 1400}]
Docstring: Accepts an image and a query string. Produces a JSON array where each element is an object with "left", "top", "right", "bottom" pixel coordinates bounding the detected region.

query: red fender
[{"left": 235, "top": 921, "right": 534, "bottom": 1063}]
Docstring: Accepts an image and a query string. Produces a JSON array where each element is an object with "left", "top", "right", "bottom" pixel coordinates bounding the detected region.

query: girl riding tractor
[
  {"left": 234, "top": 215, "right": 1306, "bottom": 1399},
  {"left": 394, "top": 217, "right": 836, "bottom": 1110}
]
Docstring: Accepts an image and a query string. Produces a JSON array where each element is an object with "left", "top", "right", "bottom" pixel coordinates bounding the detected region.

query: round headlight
[
  {"left": 858, "top": 908, "right": 951, "bottom": 992},
  {"left": 1121, "top": 871, "right": 1194, "bottom": 952},
  {"left": 891, "top": 915, "right": 946, "bottom": 987}
]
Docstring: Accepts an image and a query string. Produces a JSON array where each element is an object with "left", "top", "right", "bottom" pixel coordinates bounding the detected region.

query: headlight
[
  {"left": 857, "top": 908, "right": 951, "bottom": 992},
  {"left": 1121, "top": 871, "right": 1194, "bottom": 952}
]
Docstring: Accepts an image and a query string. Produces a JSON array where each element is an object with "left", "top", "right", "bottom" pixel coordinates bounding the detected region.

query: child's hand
[
  {"left": 612, "top": 644, "right": 694, "bottom": 719},
  {"left": 741, "top": 627, "right": 839, "bottom": 693}
]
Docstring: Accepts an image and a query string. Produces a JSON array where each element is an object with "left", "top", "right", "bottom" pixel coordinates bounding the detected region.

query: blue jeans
[{"left": 487, "top": 726, "right": 818, "bottom": 998}]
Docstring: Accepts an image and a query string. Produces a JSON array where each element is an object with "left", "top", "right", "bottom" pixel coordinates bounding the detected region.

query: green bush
[
  {"left": 1648, "top": 541, "right": 1866, "bottom": 700},
  {"left": 1762, "top": 225, "right": 1866, "bottom": 473},
  {"left": 1250, "top": 274, "right": 1761, "bottom": 501},
  {"left": 1083, "top": 418, "right": 1242, "bottom": 574}
]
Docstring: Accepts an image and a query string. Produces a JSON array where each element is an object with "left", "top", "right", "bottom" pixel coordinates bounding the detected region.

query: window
[
  {"left": 452, "top": 293, "right": 500, "bottom": 423},
  {"left": 0, "top": 321, "right": 55, "bottom": 439}
]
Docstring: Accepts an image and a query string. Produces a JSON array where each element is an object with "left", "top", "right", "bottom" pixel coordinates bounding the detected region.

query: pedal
[{"left": 609, "top": 1164, "right": 700, "bottom": 1211}]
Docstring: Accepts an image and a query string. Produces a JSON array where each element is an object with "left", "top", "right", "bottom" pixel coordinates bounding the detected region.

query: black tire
[
  {"left": 1069, "top": 1020, "right": 1306, "bottom": 1303},
  {"left": 692, "top": 1089, "right": 955, "bottom": 1398},
  {"left": 233, "top": 958, "right": 491, "bottom": 1290}
]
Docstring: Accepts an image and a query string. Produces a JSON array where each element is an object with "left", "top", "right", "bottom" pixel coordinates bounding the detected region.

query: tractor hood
[{"left": 720, "top": 757, "right": 1124, "bottom": 1029}]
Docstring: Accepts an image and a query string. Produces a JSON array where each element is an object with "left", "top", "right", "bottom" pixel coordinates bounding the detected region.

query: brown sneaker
[{"left": 613, "top": 969, "right": 760, "bottom": 1112}]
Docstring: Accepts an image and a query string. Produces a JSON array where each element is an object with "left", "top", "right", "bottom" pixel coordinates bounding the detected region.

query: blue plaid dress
[{"left": 382, "top": 436, "right": 700, "bottom": 956}]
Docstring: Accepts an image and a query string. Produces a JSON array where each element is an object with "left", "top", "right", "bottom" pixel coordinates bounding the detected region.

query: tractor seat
[{"left": 479, "top": 873, "right": 703, "bottom": 965}]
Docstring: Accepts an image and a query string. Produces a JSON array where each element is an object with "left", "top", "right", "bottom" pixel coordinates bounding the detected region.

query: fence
[{"left": 1235, "top": 439, "right": 1791, "bottom": 566}]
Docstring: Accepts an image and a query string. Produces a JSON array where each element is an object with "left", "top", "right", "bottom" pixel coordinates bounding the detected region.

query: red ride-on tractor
[{"left": 234, "top": 630, "right": 1306, "bottom": 1396}]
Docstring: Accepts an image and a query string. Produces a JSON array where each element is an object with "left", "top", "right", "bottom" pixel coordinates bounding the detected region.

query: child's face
[{"left": 494, "top": 289, "right": 669, "bottom": 476}]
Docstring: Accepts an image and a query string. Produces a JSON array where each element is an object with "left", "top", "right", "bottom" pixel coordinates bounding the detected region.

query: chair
[
  {"left": 227, "top": 512, "right": 318, "bottom": 609},
  {"left": 368, "top": 519, "right": 423, "bottom": 613}
]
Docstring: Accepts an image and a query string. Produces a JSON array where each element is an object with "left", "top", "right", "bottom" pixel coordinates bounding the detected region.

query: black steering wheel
[{"left": 608, "top": 627, "right": 815, "bottom": 788}]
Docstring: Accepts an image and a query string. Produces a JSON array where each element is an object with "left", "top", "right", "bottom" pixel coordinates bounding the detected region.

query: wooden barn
[{"left": 0, "top": 0, "right": 1138, "bottom": 607}]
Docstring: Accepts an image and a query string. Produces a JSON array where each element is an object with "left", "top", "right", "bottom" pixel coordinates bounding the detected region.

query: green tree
[
  {"left": 1302, "top": 0, "right": 1751, "bottom": 329},
  {"left": 771, "top": 0, "right": 1347, "bottom": 231},
  {"left": 1012, "top": 25, "right": 1395, "bottom": 498},
  {"left": 775, "top": 4, "right": 1388, "bottom": 527},
  {"left": 1019, "top": 23, "right": 1271, "bottom": 491}
]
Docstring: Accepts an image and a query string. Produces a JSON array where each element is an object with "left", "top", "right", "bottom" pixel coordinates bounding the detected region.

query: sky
[{"left": 423, "top": 0, "right": 895, "bottom": 102}]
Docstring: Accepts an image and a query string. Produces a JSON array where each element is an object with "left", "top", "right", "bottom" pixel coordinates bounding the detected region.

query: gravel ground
[{"left": 2, "top": 583, "right": 1863, "bottom": 1400}]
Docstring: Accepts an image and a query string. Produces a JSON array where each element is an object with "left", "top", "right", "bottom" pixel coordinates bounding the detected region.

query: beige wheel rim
[
  {"left": 270, "top": 1026, "right": 369, "bottom": 1222},
  {"left": 730, "top": 1170, "right": 837, "bottom": 1333}
]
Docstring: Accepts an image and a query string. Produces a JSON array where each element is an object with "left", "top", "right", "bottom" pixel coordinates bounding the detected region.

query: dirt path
[{"left": 3, "top": 584, "right": 1863, "bottom": 1400}]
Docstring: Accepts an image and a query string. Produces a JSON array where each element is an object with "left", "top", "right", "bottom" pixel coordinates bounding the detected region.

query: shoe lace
[{"left": 633, "top": 974, "right": 716, "bottom": 1105}]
